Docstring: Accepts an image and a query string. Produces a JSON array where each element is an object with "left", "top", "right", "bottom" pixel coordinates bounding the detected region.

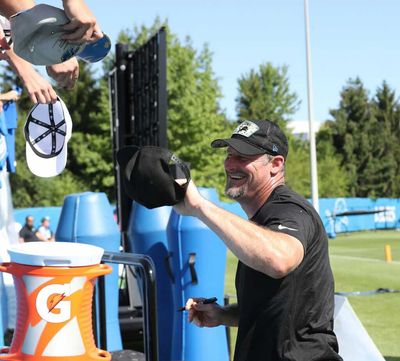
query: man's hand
[
  {"left": 46, "top": 57, "right": 79, "bottom": 90},
  {"left": 185, "top": 298, "right": 225, "bottom": 328},
  {"left": 18, "top": 65, "right": 57, "bottom": 104},
  {"left": 62, "top": 0, "right": 102, "bottom": 43},
  {"left": 173, "top": 180, "right": 204, "bottom": 217},
  {"left": 7, "top": 49, "right": 57, "bottom": 104}
]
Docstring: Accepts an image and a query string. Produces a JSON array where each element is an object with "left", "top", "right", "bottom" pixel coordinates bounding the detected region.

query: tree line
[{"left": 2, "top": 20, "right": 399, "bottom": 208}]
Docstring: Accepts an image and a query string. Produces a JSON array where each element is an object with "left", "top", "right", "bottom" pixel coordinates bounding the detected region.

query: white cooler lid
[{"left": 7, "top": 242, "right": 104, "bottom": 266}]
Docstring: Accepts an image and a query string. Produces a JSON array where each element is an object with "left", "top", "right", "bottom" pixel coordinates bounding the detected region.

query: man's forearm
[
  {"left": 6, "top": 46, "right": 27, "bottom": 76},
  {"left": 0, "top": 0, "right": 35, "bottom": 18}
]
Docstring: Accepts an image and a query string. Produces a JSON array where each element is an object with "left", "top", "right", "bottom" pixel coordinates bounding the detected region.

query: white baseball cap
[
  {"left": 24, "top": 97, "right": 72, "bottom": 177},
  {"left": 10, "top": 4, "right": 111, "bottom": 66}
]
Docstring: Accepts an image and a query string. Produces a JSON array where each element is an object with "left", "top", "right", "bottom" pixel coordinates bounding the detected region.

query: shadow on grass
[{"left": 385, "top": 357, "right": 400, "bottom": 361}]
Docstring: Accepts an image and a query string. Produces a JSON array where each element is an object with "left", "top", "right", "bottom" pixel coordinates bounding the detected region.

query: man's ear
[{"left": 270, "top": 156, "right": 285, "bottom": 176}]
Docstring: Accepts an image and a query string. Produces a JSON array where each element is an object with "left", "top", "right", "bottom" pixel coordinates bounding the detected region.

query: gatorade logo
[
  {"left": 36, "top": 284, "right": 71, "bottom": 323},
  {"left": 20, "top": 275, "right": 88, "bottom": 356},
  {"left": 6, "top": 262, "right": 111, "bottom": 360}
]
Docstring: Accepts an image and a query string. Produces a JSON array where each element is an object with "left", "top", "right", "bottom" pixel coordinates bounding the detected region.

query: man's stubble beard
[{"left": 225, "top": 179, "right": 247, "bottom": 200}]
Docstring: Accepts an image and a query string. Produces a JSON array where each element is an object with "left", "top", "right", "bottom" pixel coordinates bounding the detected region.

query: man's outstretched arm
[{"left": 174, "top": 181, "right": 304, "bottom": 279}]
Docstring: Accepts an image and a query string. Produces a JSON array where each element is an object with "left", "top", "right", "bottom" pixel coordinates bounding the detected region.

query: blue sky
[{"left": 48, "top": 0, "right": 400, "bottom": 123}]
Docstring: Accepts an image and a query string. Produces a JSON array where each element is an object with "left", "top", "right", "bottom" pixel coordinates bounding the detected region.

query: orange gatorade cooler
[{"left": 0, "top": 242, "right": 112, "bottom": 361}]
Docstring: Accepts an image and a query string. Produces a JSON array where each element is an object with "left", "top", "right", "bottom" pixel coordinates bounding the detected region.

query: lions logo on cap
[{"left": 233, "top": 120, "right": 259, "bottom": 138}]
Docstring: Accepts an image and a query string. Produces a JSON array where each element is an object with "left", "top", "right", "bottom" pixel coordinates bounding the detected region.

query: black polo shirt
[
  {"left": 19, "top": 225, "right": 40, "bottom": 243},
  {"left": 234, "top": 185, "right": 341, "bottom": 361}
]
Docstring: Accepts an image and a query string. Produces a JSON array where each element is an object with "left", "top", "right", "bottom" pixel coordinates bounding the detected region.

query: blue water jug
[
  {"left": 128, "top": 203, "right": 174, "bottom": 361},
  {"left": 167, "top": 188, "right": 229, "bottom": 361},
  {"left": 55, "top": 192, "right": 122, "bottom": 351}
]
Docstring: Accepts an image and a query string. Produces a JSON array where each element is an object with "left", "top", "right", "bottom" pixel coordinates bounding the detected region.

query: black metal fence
[{"left": 109, "top": 28, "right": 167, "bottom": 250}]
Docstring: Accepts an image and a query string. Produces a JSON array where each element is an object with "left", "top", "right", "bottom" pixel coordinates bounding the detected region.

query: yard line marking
[{"left": 330, "top": 254, "right": 400, "bottom": 264}]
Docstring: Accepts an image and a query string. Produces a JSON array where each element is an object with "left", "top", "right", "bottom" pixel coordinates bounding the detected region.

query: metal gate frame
[{"left": 97, "top": 251, "right": 158, "bottom": 361}]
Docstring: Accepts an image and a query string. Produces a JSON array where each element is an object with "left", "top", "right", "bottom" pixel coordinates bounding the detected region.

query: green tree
[
  {"left": 285, "top": 137, "right": 311, "bottom": 196},
  {"left": 316, "top": 122, "right": 349, "bottom": 197},
  {"left": 330, "top": 78, "right": 378, "bottom": 197},
  {"left": 118, "top": 20, "right": 230, "bottom": 194},
  {"left": 236, "top": 63, "right": 300, "bottom": 130},
  {"left": 370, "top": 81, "right": 400, "bottom": 196}
]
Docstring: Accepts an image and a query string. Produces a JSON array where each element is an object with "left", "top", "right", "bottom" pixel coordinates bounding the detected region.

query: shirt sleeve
[{"left": 263, "top": 202, "right": 315, "bottom": 253}]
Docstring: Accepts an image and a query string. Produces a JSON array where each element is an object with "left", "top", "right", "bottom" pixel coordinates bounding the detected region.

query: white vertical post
[{"left": 304, "top": 0, "right": 319, "bottom": 213}]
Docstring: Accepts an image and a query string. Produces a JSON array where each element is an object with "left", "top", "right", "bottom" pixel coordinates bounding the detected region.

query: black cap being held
[
  {"left": 116, "top": 146, "right": 191, "bottom": 209},
  {"left": 211, "top": 119, "right": 288, "bottom": 158}
]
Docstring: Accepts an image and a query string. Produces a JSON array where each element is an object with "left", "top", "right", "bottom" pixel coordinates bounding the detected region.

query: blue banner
[{"left": 319, "top": 198, "right": 400, "bottom": 237}]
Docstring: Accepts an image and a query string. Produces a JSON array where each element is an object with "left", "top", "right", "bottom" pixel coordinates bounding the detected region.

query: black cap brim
[{"left": 211, "top": 138, "right": 266, "bottom": 156}]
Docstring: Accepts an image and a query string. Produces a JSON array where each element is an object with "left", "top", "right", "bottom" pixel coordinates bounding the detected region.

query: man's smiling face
[{"left": 224, "top": 147, "right": 272, "bottom": 201}]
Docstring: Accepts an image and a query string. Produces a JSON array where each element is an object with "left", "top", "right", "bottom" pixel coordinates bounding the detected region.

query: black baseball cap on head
[
  {"left": 116, "top": 146, "right": 191, "bottom": 209},
  {"left": 211, "top": 120, "right": 288, "bottom": 158}
]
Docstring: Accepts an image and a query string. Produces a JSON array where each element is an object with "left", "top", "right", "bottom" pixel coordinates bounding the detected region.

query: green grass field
[{"left": 224, "top": 230, "right": 400, "bottom": 360}]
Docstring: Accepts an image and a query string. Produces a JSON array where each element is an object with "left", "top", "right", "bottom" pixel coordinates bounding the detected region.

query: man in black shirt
[
  {"left": 174, "top": 120, "right": 342, "bottom": 360},
  {"left": 18, "top": 215, "right": 41, "bottom": 243}
]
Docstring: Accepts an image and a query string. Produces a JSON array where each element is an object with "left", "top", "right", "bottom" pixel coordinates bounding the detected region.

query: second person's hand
[{"left": 46, "top": 57, "right": 79, "bottom": 90}]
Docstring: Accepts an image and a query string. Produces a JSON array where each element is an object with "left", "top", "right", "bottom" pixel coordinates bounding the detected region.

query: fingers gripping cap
[
  {"left": 10, "top": 4, "right": 111, "bottom": 65},
  {"left": 116, "top": 146, "right": 191, "bottom": 209}
]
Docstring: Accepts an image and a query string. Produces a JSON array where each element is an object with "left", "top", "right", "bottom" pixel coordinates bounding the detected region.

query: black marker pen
[{"left": 178, "top": 297, "right": 217, "bottom": 312}]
